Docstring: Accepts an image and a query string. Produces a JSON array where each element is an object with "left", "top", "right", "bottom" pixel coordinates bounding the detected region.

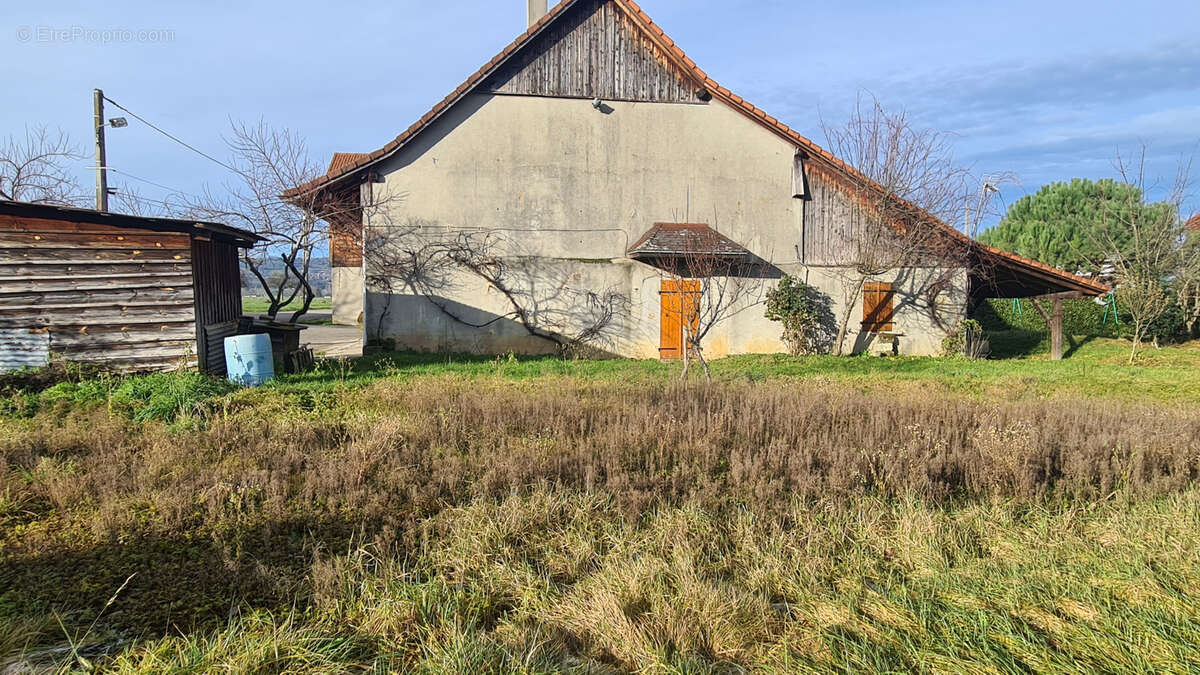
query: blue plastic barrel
[{"left": 224, "top": 333, "right": 275, "bottom": 386}]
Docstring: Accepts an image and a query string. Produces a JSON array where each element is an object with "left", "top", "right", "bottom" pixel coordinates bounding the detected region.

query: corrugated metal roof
[
  {"left": 0, "top": 200, "right": 263, "bottom": 247},
  {"left": 0, "top": 327, "right": 49, "bottom": 373}
]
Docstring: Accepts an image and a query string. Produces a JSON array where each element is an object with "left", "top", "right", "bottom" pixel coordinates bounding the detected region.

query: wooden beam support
[
  {"left": 1027, "top": 298, "right": 1065, "bottom": 361},
  {"left": 1031, "top": 290, "right": 1083, "bottom": 302},
  {"left": 1051, "top": 297, "right": 1064, "bottom": 361}
]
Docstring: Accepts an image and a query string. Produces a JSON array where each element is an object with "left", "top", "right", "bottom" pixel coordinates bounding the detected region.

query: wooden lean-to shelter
[{"left": 0, "top": 200, "right": 262, "bottom": 374}]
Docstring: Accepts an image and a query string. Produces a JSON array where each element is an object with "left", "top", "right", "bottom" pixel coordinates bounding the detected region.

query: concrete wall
[
  {"left": 363, "top": 93, "right": 964, "bottom": 357},
  {"left": 331, "top": 266, "right": 363, "bottom": 326}
]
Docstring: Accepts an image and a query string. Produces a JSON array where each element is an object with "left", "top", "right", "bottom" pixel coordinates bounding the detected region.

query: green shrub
[
  {"left": 109, "top": 373, "right": 238, "bottom": 423},
  {"left": 37, "top": 379, "right": 115, "bottom": 408},
  {"left": 941, "top": 319, "right": 989, "bottom": 358},
  {"left": 0, "top": 368, "right": 236, "bottom": 423},
  {"left": 764, "top": 275, "right": 837, "bottom": 355},
  {"left": 975, "top": 294, "right": 1190, "bottom": 344}
]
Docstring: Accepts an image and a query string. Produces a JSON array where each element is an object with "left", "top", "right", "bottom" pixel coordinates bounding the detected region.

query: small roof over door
[{"left": 628, "top": 223, "right": 749, "bottom": 259}]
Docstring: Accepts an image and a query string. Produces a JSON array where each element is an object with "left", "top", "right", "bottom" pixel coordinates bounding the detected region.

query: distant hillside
[{"left": 240, "top": 257, "right": 331, "bottom": 296}]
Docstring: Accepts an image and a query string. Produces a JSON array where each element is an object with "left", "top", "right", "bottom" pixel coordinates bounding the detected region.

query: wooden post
[
  {"left": 94, "top": 88, "right": 108, "bottom": 212},
  {"left": 1051, "top": 297, "right": 1064, "bottom": 361},
  {"left": 1029, "top": 291, "right": 1081, "bottom": 361}
]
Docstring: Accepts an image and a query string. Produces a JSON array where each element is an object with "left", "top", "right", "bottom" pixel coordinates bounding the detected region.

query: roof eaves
[
  {"left": 975, "top": 242, "right": 1110, "bottom": 295},
  {"left": 0, "top": 200, "right": 262, "bottom": 247}
]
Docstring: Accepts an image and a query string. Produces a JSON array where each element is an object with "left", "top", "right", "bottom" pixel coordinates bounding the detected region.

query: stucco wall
[
  {"left": 363, "top": 93, "right": 963, "bottom": 357},
  {"left": 332, "top": 266, "right": 363, "bottom": 326}
]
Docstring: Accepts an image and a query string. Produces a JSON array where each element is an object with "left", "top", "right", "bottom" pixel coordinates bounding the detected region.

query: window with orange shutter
[{"left": 862, "top": 282, "right": 895, "bottom": 333}]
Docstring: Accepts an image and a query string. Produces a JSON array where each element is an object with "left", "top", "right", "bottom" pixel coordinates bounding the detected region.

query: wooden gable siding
[
  {"left": 484, "top": 0, "right": 702, "bottom": 103},
  {"left": 802, "top": 164, "right": 871, "bottom": 265},
  {"left": 0, "top": 214, "right": 198, "bottom": 372},
  {"left": 328, "top": 210, "right": 363, "bottom": 269},
  {"left": 801, "top": 162, "right": 916, "bottom": 266}
]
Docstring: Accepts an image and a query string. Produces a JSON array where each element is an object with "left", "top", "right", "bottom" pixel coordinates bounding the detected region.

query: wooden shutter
[
  {"left": 862, "top": 282, "right": 895, "bottom": 332},
  {"left": 660, "top": 280, "right": 701, "bottom": 359},
  {"left": 792, "top": 153, "right": 808, "bottom": 199},
  {"left": 660, "top": 281, "right": 683, "bottom": 359}
]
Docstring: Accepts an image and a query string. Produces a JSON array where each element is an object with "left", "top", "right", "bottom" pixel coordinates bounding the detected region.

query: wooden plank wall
[
  {"left": 328, "top": 210, "right": 363, "bottom": 269},
  {"left": 0, "top": 214, "right": 198, "bottom": 372},
  {"left": 484, "top": 0, "right": 701, "bottom": 103},
  {"left": 802, "top": 165, "right": 868, "bottom": 265},
  {"left": 191, "top": 239, "right": 244, "bottom": 374}
]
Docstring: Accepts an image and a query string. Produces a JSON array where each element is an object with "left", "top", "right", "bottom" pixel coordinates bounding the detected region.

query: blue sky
[{"left": 3, "top": 0, "right": 1198, "bottom": 231}]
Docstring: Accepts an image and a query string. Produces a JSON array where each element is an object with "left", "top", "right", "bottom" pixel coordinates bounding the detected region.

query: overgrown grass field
[{"left": 2, "top": 338, "right": 1199, "bottom": 672}]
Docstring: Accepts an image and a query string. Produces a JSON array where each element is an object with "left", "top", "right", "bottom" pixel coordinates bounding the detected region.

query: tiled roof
[
  {"left": 328, "top": 152, "right": 371, "bottom": 175},
  {"left": 287, "top": 0, "right": 1109, "bottom": 296},
  {"left": 628, "top": 223, "right": 749, "bottom": 257},
  {"left": 1188, "top": 214, "right": 1200, "bottom": 232}
]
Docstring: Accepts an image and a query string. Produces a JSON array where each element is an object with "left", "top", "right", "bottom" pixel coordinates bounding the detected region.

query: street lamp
[{"left": 93, "top": 89, "right": 127, "bottom": 211}]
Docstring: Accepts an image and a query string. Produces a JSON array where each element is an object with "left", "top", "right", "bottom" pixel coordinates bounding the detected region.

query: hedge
[
  {"left": 973, "top": 296, "right": 1191, "bottom": 341},
  {"left": 973, "top": 297, "right": 1125, "bottom": 337}
]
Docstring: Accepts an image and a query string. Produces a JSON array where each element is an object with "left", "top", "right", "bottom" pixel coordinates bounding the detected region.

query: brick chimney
[{"left": 528, "top": 0, "right": 548, "bottom": 27}]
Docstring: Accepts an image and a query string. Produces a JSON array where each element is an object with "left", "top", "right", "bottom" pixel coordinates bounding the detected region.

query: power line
[
  {"left": 108, "top": 167, "right": 193, "bottom": 197},
  {"left": 101, "top": 95, "right": 244, "bottom": 177}
]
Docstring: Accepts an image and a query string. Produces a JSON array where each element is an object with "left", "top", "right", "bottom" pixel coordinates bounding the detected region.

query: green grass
[
  {"left": 261, "top": 336, "right": 1200, "bottom": 403},
  {"left": 4, "top": 337, "right": 1199, "bottom": 424},
  {"left": 241, "top": 296, "right": 332, "bottom": 316}
]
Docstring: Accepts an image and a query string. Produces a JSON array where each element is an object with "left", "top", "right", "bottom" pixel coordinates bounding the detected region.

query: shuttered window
[
  {"left": 792, "top": 153, "right": 807, "bottom": 199},
  {"left": 862, "top": 282, "right": 895, "bottom": 333}
]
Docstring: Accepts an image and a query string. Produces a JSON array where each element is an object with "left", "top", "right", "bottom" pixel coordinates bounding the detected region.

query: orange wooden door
[{"left": 660, "top": 280, "right": 700, "bottom": 360}]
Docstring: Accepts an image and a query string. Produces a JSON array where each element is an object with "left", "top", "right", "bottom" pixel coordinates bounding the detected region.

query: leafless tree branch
[
  {"left": 0, "top": 126, "right": 86, "bottom": 206},
  {"left": 820, "top": 93, "right": 974, "bottom": 354}
]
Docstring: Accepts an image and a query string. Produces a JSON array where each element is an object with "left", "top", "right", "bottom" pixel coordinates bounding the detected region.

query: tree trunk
[
  {"left": 834, "top": 275, "right": 867, "bottom": 356},
  {"left": 694, "top": 343, "right": 712, "bottom": 383},
  {"left": 284, "top": 250, "right": 316, "bottom": 324},
  {"left": 680, "top": 342, "right": 691, "bottom": 382},
  {"left": 1129, "top": 325, "right": 1142, "bottom": 364},
  {"left": 245, "top": 257, "right": 280, "bottom": 320}
]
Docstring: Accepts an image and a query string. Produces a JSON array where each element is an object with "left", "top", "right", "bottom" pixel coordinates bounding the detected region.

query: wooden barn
[{"left": 0, "top": 201, "right": 262, "bottom": 374}]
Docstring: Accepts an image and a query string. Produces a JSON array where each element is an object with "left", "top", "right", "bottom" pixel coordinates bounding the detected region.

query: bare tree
[
  {"left": 181, "top": 121, "right": 362, "bottom": 323},
  {"left": 0, "top": 126, "right": 85, "bottom": 205},
  {"left": 365, "top": 222, "right": 628, "bottom": 356},
  {"left": 820, "top": 94, "right": 972, "bottom": 355},
  {"left": 1094, "top": 150, "right": 1192, "bottom": 363}
]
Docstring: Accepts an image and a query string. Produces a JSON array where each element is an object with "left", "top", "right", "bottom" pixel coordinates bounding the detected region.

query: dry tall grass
[
  {"left": 80, "top": 491, "right": 1200, "bottom": 672},
  {"left": 2, "top": 376, "right": 1200, "bottom": 671}
]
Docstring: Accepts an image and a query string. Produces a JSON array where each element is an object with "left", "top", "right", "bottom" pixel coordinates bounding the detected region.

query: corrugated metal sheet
[
  {"left": 0, "top": 327, "right": 50, "bottom": 372},
  {"left": 192, "top": 240, "right": 244, "bottom": 375},
  {"left": 201, "top": 320, "right": 240, "bottom": 376}
]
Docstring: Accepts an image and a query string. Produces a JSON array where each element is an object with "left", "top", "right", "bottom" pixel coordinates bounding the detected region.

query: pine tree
[{"left": 979, "top": 178, "right": 1173, "bottom": 274}]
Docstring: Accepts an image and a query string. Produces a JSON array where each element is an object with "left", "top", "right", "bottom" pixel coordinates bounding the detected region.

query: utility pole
[{"left": 94, "top": 88, "right": 108, "bottom": 212}]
